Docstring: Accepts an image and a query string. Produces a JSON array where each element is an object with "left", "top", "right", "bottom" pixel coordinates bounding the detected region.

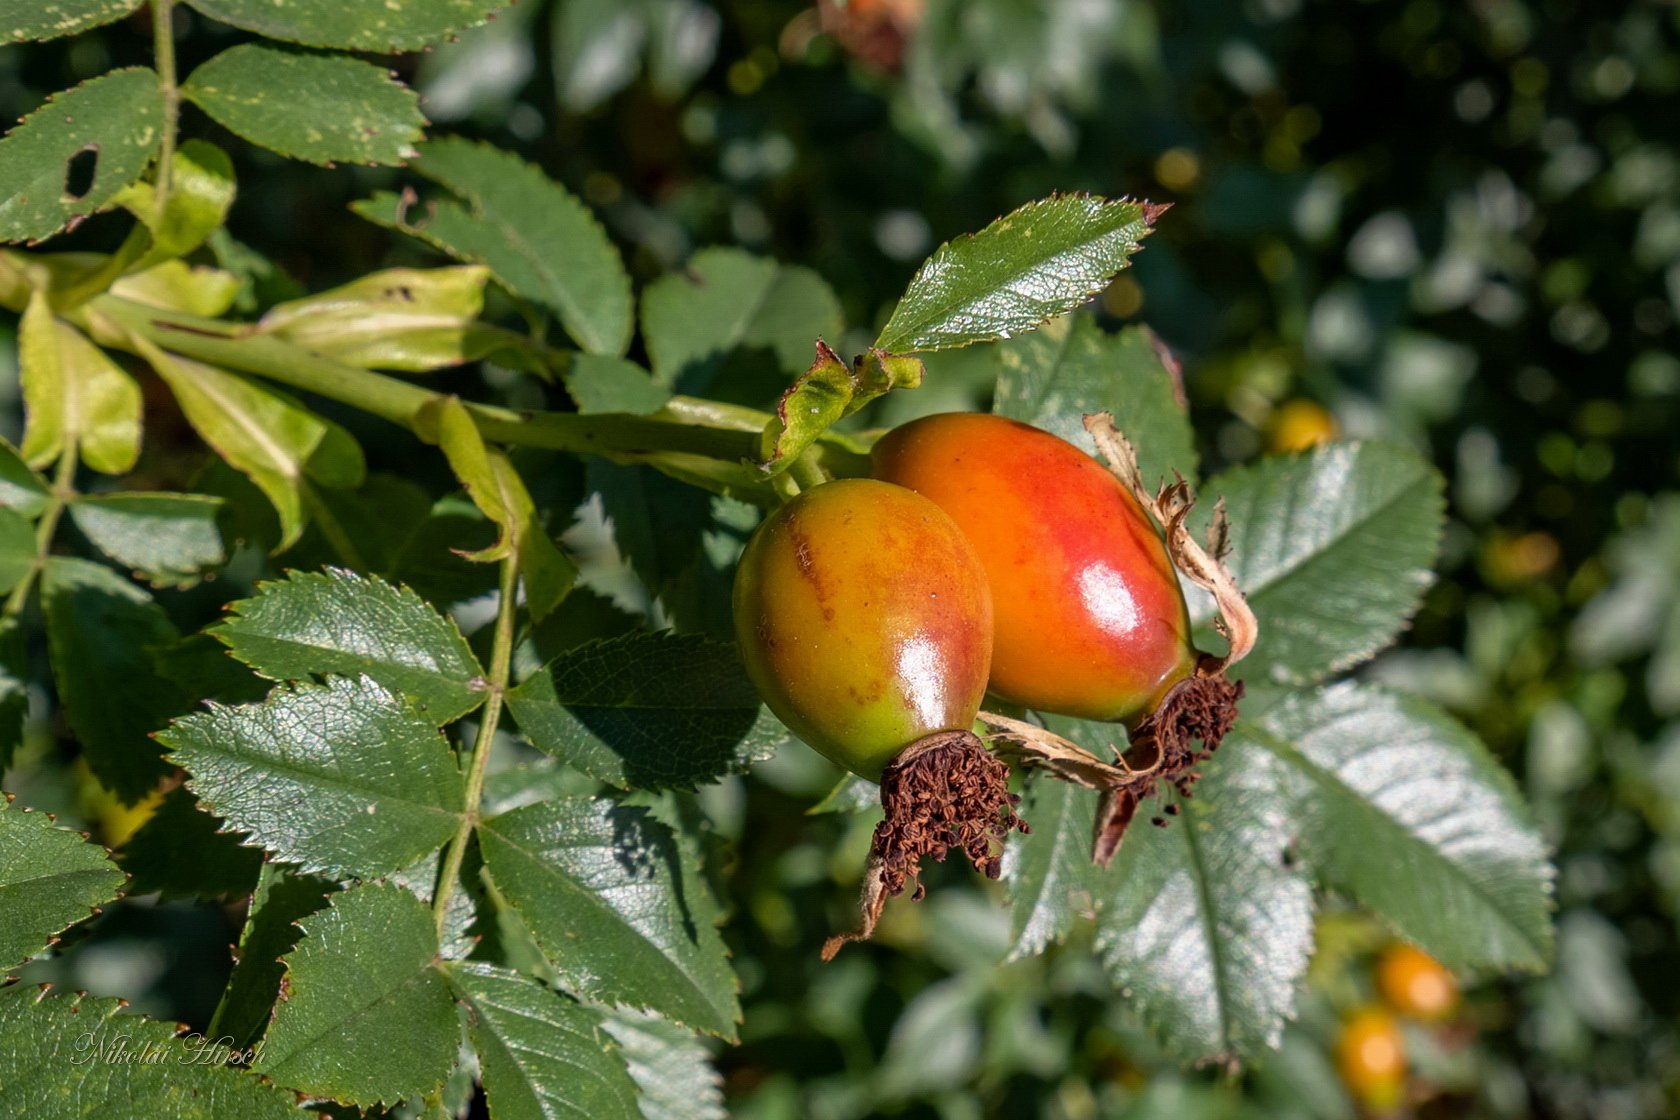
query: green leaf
[
  {"left": 159, "top": 675, "right": 466, "bottom": 878},
  {"left": 994, "top": 315, "right": 1196, "bottom": 486},
  {"left": 183, "top": 45, "right": 425, "bottom": 166},
  {"left": 506, "top": 631, "right": 783, "bottom": 790},
  {"left": 641, "top": 247, "right": 843, "bottom": 392},
  {"left": 1095, "top": 736, "right": 1313, "bottom": 1061},
  {"left": 758, "top": 341, "right": 853, "bottom": 473},
  {"left": 0, "top": 69, "right": 164, "bottom": 244},
  {"left": 0, "top": 620, "right": 27, "bottom": 772},
  {"left": 0, "top": 508, "right": 34, "bottom": 595},
  {"left": 1240, "top": 682, "right": 1555, "bottom": 972},
  {"left": 875, "top": 194, "right": 1160, "bottom": 354},
  {"left": 208, "top": 863, "right": 334, "bottom": 1048},
  {"left": 479, "top": 797, "right": 741, "bottom": 1038},
  {"left": 110, "top": 259, "right": 242, "bottom": 317},
  {"left": 0, "top": 437, "right": 50, "bottom": 517},
  {"left": 0, "top": 986, "right": 308, "bottom": 1118},
  {"left": 186, "top": 0, "right": 516, "bottom": 52},
  {"left": 1, "top": 0, "right": 143, "bottom": 44},
  {"left": 808, "top": 773, "right": 878, "bottom": 814},
  {"left": 0, "top": 797, "right": 125, "bottom": 973},
  {"left": 353, "top": 138, "right": 631, "bottom": 356},
  {"left": 1001, "top": 769, "right": 1101, "bottom": 961},
  {"left": 42, "top": 558, "right": 183, "bottom": 803},
  {"left": 70, "top": 492, "right": 227, "bottom": 588},
  {"left": 213, "top": 568, "right": 485, "bottom": 724},
  {"left": 602, "top": 1009, "right": 725, "bottom": 1120},
  {"left": 132, "top": 338, "right": 364, "bottom": 548},
  {"left": 551, "top": 0, "right": 719, "bottom": 112},
  {"left": 19, "top": 291, "right": 142, "bottom": 474},
  {"left": 255, "top": 883, "right": 457, "bottom": 1107},
  {"left": 113, "top": 139, "right": 237, "bottom": 273},
  {"left": 258, "top": 266, "right": 538, "bottom": 373},
  {"left": 1195, "top": 442, "right": 1445, "bottom": 686},
  {"left": 116, "top": 787, "right": 264, "bottom": 901},
  {"left": 419, "top": 395, "right": 576, "bottom": 621},
  {"left": 565, "top": 354, "right": 672, "bottom": 416},
  {"left": 446, "top": 962, "right": 643, "bottom": 1120}
]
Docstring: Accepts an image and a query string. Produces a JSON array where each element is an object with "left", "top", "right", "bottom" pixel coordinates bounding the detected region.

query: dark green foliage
[{"left": 3, "top": 1, "right": 1658, "bottom": 1116}]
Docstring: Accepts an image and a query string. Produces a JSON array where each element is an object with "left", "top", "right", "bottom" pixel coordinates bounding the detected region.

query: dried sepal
[
  {"left": 1082, "top": 412, "right": 1256, "bottom": 670},
  {"left": 822, "top": 730, "right": 1026, "bottom": 958}
]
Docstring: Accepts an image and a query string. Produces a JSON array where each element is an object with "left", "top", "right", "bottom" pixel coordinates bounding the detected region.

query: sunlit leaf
[
  {"left": 160, "top": 675, "right": 466, "bottom": 878},
  {"left": 876, "top": 194, "right": 1159, "bottom": 353},
  {"left": 213, "top": 567, "right": 484, "bottom": 724},
  {"left": 1195, "top": 442, "right": 1444, "bottom": 686},
  {"left": 1240, "top": 683, "right": 1555, "bottom": 972}
]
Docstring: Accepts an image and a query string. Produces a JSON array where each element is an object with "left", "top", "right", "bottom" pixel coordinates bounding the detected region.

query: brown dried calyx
[{"left": 822, "top": 730, "right": 1028, "bottom": 960}]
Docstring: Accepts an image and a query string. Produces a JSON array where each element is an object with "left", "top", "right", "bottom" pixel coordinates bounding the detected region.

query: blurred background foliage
[{"left": 4, "top": 0, "right": 1679, "bottom": 1116}]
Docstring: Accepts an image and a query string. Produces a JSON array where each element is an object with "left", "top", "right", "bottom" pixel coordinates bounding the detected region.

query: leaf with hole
[
  {"left": 875, "top": 194, "right": 1159, "bottom": 354},
  {"left": 479, "top": 797, "right": 741, "bottom": 1038},
  {"left": 353, "top": 138, "right": 631, "bottom": 355},
  {"left": 255, "top": 883, "right": 458, "bottom": 1107},
  {"left": 0, "top": 69, "right": 164, "bottom": 244},
  {"left": 183, "top": 45, "right": 426, "bottom": 166},
  {"left": 0, "top": 798, "right": 126, "bottom": 974},
  {"left": 159, "top": 675, "right": 466, "bottom": 878}
]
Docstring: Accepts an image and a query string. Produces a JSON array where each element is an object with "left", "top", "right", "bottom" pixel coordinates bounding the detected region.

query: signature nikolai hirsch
[{"left": 68, "top": 1030, "right": 264, "bottom": 1068}]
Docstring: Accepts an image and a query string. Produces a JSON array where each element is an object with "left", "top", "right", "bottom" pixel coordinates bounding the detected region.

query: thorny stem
[
  {"left": 432, "top": 550, "right": 519, "bottom": 942},
  {"left": 151, "top": 0, "right": 179, "bottom": 224},
  {"left": 3, "top": 440, "right": 77, "bottom": 619}
]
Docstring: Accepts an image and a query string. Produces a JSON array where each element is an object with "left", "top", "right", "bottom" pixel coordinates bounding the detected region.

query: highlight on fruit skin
[
  {"left": 731, "top": 477, "right": 1025, "bottom": 956},
  {"left": 871, "top": 411, "right": 1195, "bottom": 724},
  {"left": 872, "top": 411, "right": 1256, "bottom": 865},
  {"left": 1376, "top": 943, "right": 1461, "bottom": 1023}
]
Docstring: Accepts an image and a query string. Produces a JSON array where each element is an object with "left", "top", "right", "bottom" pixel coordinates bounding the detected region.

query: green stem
[
  {"left": 86, "top": 295, "right": 768, "bottom": 464},
  {"left": 4, "top": 441, "right": 78, "bottom": 619},
  {"left": 432, "top": 551, "right": 518, "bottom": 942},
  {"left": 151, "top": 0, "right": 179, "bottom": 224}
]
